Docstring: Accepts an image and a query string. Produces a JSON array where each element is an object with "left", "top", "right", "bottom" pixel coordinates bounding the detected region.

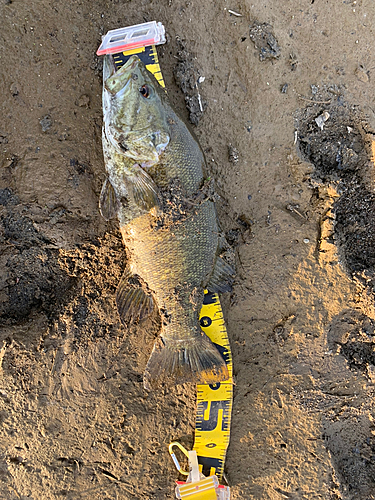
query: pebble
[
  {"left": 228, "top": 144, "right": 239, "bottom": 164},
  {"left": 355, "top": 65, "right": 369, "bottom": 83},
  {"left": 10, "top": 83, "right": 19, "bottom": 96},
  {"left": 315, "top": 111, "right": 330, "bottom": 131},
  {"left": 39, "top": 114, "right": 52, "bottom": 132},
  {"left": 303, "top": 238, "right": 310, "bottom": 244},
  {"left": 77, "top": 94, "right": 90, "bottom": 107}
]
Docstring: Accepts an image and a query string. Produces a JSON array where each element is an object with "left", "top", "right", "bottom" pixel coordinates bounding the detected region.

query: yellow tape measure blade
[{"left": 194, "top": 292, "right": 233, "bottom": 482}]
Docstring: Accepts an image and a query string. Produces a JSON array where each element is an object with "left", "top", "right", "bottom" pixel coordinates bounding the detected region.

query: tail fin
[{"left": 143, "top": 333, "right": 229, "bottom": 390}]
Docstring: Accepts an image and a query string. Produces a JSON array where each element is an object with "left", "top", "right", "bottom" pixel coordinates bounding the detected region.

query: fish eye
[{"left": 139, "top": 84, "right": 151, "bottom": 98}]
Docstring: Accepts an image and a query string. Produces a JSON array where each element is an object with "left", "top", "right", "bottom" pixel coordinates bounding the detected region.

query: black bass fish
[{"left": 100, "top": 55, "right": 234, "bottom": 390}]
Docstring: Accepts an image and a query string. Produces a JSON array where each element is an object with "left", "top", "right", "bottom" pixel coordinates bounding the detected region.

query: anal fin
[
  {"left": 116, "top": 269, "right": 155, "bottom": 324},
  {"left": 207, "top": 256, "right": 235, "bottom": 293}
]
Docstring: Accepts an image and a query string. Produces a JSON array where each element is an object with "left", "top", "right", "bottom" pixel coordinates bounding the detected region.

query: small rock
[
  {"left": 367, "top": 364, "right": 375, "bottom": 383},
  {"left": 228, "top": 144, "right": 239, "bottom": 164},
  {"left": 0, "top": 133, "right": 8, "bottom": 144},
  {"left": 249, "top": 22, "right": 281, "bottom": 61},
  {"left": 39, "top": 114, "right": 53, "bottom": 132},
  {"left": 77, "top": 94, "right": 90, "bottom": 107},
  {"left": 281, "top": 83, "right": 288, "bottom": 93},
  {"left": 8, "top": 456, "right": 24, "bottom": 464},
  {"left": 303, "top": 238, "right": 310, "bottom": 244},
  {"left": 289, "top": 53, "right": 298, "bottom": 71},
  {"left": 10, "top": 83, "right": 19, "bottom": 97},
  {"left": 58, "top": 132, "right": 69, "bottom": 141},
  {"left": 315, "top": 111, "right": 330, "bottom": 131},
  {"left": 355, "top": 65, "right": 369, "bottom": 83},
  {"left": 1, "top": 155, "right": 18, "bottom": 169}
]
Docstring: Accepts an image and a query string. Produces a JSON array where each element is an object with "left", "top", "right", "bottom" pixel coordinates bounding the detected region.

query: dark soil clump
[
  {"left": 173, "top": 38, "right": 206, "bottom": 125},
  {"left": 298, "top": 102, "right": 375, "bottom": 277},
  {"left": 249, "top": 21, "right": 281, "bottom": 61},
  {"left": 0, "top": 193, "right": 76, "bottom": 324},
  {"left": 298, "top": 104, "right": 365, "bottom": 184},
  {"left": 335, "top": 188, "right": 375, "bottom": 274},
  {"left": 327, "top": 309, "right": 375, "bottom": 373}
]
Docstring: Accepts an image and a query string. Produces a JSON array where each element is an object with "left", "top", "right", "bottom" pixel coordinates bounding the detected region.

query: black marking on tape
[
  {"left": 113, "top": 45, "right": 157, "bottom": 70},
  {"left": 197, "top": 456, "right": 223, "bottom": 477},
  {"left": 196, "top": 400, "right": 231, "bottom": 432},
  {"left": 200, "top": 316, "right": 212, "bottom": 327},
  {"left": 203, "top": 292, "right": 217, "bottom": 305},
  {"left": 213, "top": 342, "right": 231, "bottom": 365}
]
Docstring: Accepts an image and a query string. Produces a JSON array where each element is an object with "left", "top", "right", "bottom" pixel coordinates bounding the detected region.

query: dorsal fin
[{"left": 206, "top": 256, "right": 235, "bottom": 293}]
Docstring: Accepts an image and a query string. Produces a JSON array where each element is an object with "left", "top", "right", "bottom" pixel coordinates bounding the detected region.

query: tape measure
[
  {"left": 196, "top": 291, "right": 233, "bottom": 481},
  {"left": 97, "top": 22, "right": 233, "bottom": 488},
  {"left": 97, "top": 21, "right": 165, "bottom": 87}
]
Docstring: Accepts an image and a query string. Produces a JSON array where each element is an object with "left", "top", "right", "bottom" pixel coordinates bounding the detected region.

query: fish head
[{"left": 104, "top": 55, "right": 170, "bottom": 164}]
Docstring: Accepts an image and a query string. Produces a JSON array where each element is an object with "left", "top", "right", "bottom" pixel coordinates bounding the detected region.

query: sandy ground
[{"left": 1, "top": 0, "right": 375, "bottom": 498}]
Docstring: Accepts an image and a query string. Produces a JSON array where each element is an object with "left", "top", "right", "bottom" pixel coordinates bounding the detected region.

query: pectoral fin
[
  {"left": 125, "top": 165, "right": 161, "bottom": 211},
  {"left": 206, "top": 256, "right": 235, "bottom": 293},
  {"left": 99, "top": 178, "right": 119, "bottom": 221},
  {"left": 116, "top": 269, "right": 155, "bottom": 324}
]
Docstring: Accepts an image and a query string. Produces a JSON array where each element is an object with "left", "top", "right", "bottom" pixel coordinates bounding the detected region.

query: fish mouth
[
  {"left": 103, "top": 54, "right": 117, "bottom": 80},
  {"left": 121, "top": 55, "right": 141, "bottom": 72},
  {"left": 104, "top": 55, "right": 141, "bottom": 95}
]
